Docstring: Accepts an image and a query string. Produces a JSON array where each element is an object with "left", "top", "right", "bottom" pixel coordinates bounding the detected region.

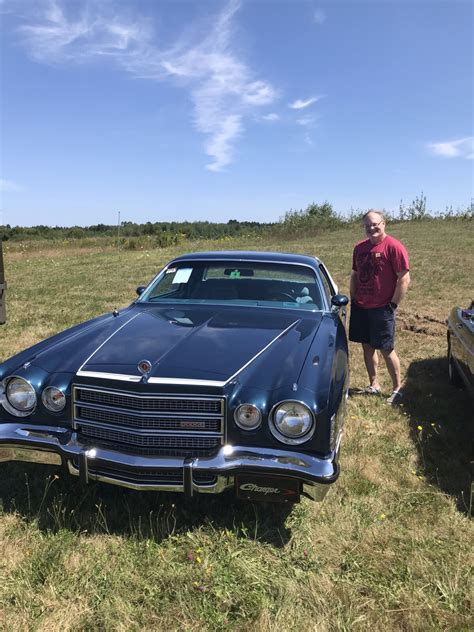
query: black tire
[{"left": 448, "top": 337, "right": 463, "bottom": 387}]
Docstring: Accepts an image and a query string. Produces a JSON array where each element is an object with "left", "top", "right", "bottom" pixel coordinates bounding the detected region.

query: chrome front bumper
[{"left": 0, "top": 423, "right": 339, "bottom": 501}]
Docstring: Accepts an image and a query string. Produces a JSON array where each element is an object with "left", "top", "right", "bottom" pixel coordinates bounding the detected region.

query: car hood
[{"left": 30, "top": 305, "right": 324, "bottom": 388}]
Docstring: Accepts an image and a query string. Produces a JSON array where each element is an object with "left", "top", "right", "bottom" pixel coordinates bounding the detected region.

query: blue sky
[{"left": 1, "top": 0, "right": 472, "bottom": 227}]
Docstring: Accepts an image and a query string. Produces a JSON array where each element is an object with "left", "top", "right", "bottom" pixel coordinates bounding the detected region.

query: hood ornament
[{"left": 137, "top": 359, "right": 152, "bottom": 383}]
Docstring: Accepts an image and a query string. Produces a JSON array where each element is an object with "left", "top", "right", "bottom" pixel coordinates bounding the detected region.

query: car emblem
[{"left": 137, "top": 359, "right": 152, "bottom": 382}]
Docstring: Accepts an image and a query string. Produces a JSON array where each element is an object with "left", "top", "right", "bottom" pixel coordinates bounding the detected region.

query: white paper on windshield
[{"left": 173, "top": 268, "right": 192, "bottom": 284}]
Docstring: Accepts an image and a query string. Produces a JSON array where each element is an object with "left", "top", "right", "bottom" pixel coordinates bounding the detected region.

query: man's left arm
[{"left": 391, "top": 270, "right": 410, "bottom": 307}]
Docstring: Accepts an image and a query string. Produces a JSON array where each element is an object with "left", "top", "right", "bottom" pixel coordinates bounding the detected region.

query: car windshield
[{"left": 138, "top": 260, "right": 325, "bottom": 310}]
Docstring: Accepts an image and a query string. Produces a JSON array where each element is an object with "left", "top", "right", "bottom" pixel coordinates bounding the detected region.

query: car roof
[{"left": 170, "top": 250, "right": 322, "bottom": 269}]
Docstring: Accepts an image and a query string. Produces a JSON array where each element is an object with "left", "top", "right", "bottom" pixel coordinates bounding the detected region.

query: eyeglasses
[{"left": 364, "top": 220, "right": 384, "bottom": 229}]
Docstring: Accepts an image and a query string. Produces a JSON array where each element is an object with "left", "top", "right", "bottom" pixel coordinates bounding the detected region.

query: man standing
[{"left": 349, "top": 210, "right": 410, "bottom": 404}]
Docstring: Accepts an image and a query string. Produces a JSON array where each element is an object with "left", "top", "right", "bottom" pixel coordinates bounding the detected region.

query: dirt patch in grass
[{"left": 398, "top": 311, "right": 447, "bottom": 337}]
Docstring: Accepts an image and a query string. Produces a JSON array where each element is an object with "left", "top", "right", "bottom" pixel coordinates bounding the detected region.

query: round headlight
[
  {"left": 6, "top": 378, "right": 37, "bottom": 413},
  {"left": 234, "top": 404, "right": 262, "bottom": 430},
  {"left": 42, "top": 387, "right": 66, "bottom": 412},
  {"left": 270, "top": 401, "right": 314, "bottom": 445}
]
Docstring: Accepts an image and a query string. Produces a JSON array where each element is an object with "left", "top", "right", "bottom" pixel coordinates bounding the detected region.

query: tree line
[{"left": 1, "top": 196, "right": 471, "bottom": 244}]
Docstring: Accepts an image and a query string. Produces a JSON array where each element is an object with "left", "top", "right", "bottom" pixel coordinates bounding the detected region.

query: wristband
[{"left": 389, "top": 301, "right": 398, "bottom": 309}]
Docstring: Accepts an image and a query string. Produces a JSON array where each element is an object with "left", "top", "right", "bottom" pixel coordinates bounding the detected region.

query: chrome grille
[
  {"left": 77, "top": 406, "right": 220, "bottom": 432},
  {"left": 72, "top": 461, "right": 217, "bottom": 486},
  {"left": 80, "top": 426, "right": 220, "bottom": 449},
  {"left": 75, "top": 387, "right": 222, "bottom": 413},
  {"left": 73, "top": 385, "right": 225, "bottom": 457}
]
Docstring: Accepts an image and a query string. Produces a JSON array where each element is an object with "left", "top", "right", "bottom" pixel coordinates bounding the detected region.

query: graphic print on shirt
[{"left": 357, "top": 251, "right": 384, "bottom": 295}]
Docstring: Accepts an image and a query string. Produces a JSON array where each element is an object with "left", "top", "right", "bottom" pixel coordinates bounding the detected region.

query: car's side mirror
[
  {"left": 136, "top": 286, "right": 146, "bottom": 296},
  {"left": 331, "top": 294, "right": 349, "bottom": 310}
]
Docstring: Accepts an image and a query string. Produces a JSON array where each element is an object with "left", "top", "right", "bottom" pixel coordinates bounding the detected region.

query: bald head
[
  {"left": 363, "top": 210, "right": 386, "bottom": 244},
  {"left": 363, "top": 209, "right": 385, "bottom": 223}
]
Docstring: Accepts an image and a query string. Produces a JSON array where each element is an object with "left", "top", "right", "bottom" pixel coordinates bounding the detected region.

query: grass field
[{"left": 1, "top": 219, "right": 473, "bottom": 631}]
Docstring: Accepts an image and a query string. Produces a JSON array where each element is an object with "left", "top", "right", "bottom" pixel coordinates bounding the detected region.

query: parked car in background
[
  {"left": 447, "top": 301, "right": 474, "bottom": 398},
  {"left": 447, "top": 300, "right": 474, "bottom": 515},
  {"left": 0, "top": 251, "right": 349, "bottom": 503}
]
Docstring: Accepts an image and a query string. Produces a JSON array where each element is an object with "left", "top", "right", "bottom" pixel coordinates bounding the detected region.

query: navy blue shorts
[{"left": 349, "top": 302, "right": 396, "bottom": 351}]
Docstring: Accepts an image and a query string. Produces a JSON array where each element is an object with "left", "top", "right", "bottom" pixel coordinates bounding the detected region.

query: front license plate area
[{"left": 236, "top": 474, "right": 300, "bottom": 503}]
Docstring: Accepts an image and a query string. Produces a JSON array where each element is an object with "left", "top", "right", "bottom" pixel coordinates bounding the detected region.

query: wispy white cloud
[
  {"left": 427, "top": 136, "right": 473, "bottom": 159},
  {"left": 313, "top": 8, "right": 326, "bottom": 25},
  {"left": 296, "top": 115, "right": 317, "bottom": 128},
  {"left": 0, "top": 178, "right": 23, "bottom": 192},
  {"left": 12, "top": 0, "right": 277, "bottom": 172},
  {"left": 289, "top": 96, "right": 321, "bottom": 110},
  {"left": 262, "top": 113, "right": 279, "bottom": 122}
]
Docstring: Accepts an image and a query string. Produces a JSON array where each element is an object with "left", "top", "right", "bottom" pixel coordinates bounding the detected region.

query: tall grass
[{"left": 0, "top": 219, "right": 473, "bottom": 631}]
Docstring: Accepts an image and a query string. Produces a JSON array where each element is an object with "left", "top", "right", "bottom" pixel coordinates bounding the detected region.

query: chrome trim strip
[
  {"left": 224, "top": 319, "right": 300, "bottom": 385},
  {"left": 75, "top": 371, "right": 226, "bottom": 386},
  {"left": 148, "top": 377, "right": 226, "bottom": 387},
  {"left": 77, "top": 312, "right": 141, "bottom": 372},
  {"left": 75, "top": 370, "right": 141, "bottom": 382}
]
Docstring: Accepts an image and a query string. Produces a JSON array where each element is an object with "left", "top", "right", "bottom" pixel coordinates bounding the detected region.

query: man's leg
[
  {"left": 381, "top": 348, "right": 401, "bottom": 391},
  {"left": 362, "top": 343, "right": 380, "bottom": 389}
]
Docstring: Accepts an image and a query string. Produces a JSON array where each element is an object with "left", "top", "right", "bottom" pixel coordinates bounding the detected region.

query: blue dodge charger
[{"left": 0, "top": 251, "right": 349, "bottom": 503}]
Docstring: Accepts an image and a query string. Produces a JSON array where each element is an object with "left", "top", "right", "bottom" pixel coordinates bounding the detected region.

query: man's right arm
[{"left": 350, "top": 270, "right": 358, "bottom": 301}]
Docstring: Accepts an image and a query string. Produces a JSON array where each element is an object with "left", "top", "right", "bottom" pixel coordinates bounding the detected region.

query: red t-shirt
[{"left": 352, "top": 235, "right": 409, "bottom": 308}]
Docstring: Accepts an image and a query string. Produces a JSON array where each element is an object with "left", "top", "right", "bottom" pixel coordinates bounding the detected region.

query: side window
[{"left": 318, "top": 264, "right": 335, "bottom": 302}]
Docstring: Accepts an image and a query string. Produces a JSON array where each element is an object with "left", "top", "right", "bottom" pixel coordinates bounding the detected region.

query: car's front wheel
[{"left": 448, "top": 336, "right": 463, "bottom": 387}]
